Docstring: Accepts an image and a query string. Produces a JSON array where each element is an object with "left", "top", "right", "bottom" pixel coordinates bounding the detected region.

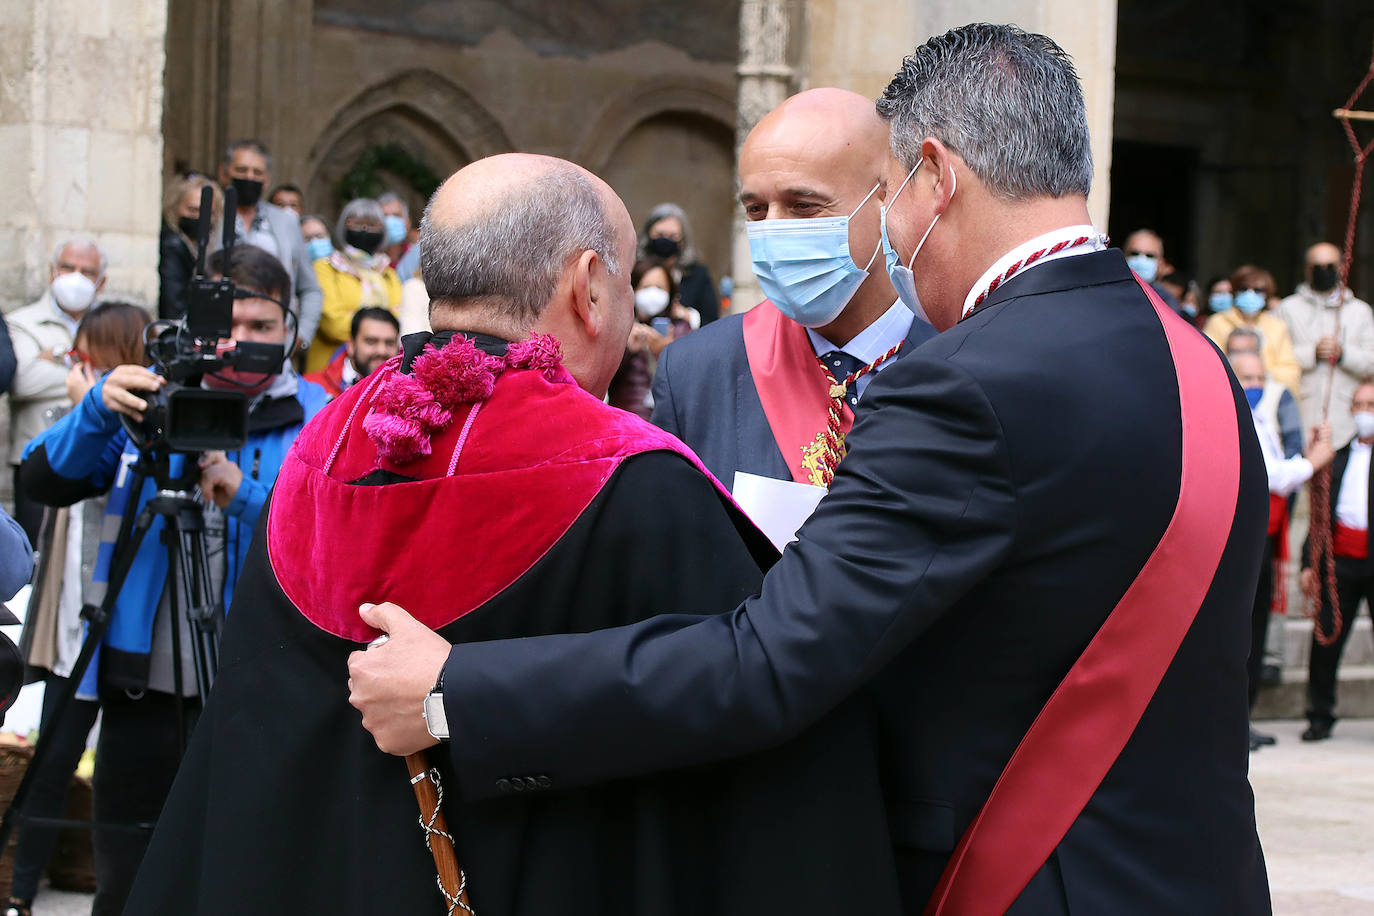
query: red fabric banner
[
  {"left": 742, "top": 301, "right": 854, "bottom": 487},
  {"left": 925, "top": 275, "right": 1242, "bottom": 915}
]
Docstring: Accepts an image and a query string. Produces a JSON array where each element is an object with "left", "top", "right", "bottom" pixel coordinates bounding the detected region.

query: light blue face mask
[
  {"left": 746, "top": 182, "right": 882, "bottom": 328},
  {"left": 879, "top": 158, "right": 952, "bottom": 325},
  {"left": 1235, "top": 288, "right": 1267, "bottom": 316},
  {"left": 384, "top": 214, "right": 408, "bottom": 246},
  {"left": 1208, "top": 291, "right": 1233, "bottom": 313},
  {"left": 1126, "top": 253, "right": 1159, "bottom": 283},
  {"left": 307, "top": 237, "right": 333, "bottom": 262}
]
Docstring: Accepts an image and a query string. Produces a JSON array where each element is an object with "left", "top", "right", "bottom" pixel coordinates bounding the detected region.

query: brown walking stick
[{"left": 406, "top": 751, "right": 475, "bottom": 914}]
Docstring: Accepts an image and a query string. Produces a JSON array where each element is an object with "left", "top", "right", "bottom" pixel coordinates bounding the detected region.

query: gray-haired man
[
  {"left": 215, "top": 138, "right": 322, "bottom": 347},
  {"left": 352, "top": 22, "right": 1272, "bottom": 915},
  {"left": 5, "top": 238, "right": 107, "bottom": 543}
]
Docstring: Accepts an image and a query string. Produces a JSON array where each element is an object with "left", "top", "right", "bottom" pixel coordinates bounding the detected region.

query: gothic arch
[
  {"left": 303, "top": 70, "right": 514, "bottom": 215},
  {"left": 572, "top": 78, "right": 736, "bottom": 174}
]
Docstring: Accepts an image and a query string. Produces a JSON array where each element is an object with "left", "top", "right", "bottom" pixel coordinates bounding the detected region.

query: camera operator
[{"left": 15, "top": 245, "right": 328, "bottom": 916}]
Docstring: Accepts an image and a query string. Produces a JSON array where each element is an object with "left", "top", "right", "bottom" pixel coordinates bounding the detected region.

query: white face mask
[
  {"left": 1354, "top": 411, "right": 1374, "bottom": 441},
  {"left": 879, "top": 158, "right": 954, "bottom": 326},
  {"left": 50, "top": 271, "right": 97, "bottom": 313},
  {"left": 634, "top": 286, "right": 671, "bottom": 319}
]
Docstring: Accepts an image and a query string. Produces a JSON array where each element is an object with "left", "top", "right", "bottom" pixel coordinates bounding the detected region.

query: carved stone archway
[
  {"left": 303, "top": 70, "right": 514, "bottom": 220},
  {"left": 571, "top": 78, "right": 737, "bottom": 175}
]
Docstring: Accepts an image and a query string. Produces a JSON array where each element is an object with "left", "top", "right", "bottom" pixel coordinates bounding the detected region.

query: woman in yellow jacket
[
  {"left": 306, "top": 197, "right": 402, "bottom": 374},
  {"left": 1203, "top": 264, "right": 1301, "bottom": 396}
]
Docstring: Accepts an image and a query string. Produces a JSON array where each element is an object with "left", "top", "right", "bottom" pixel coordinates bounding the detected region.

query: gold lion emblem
[{"left": 800, "top": 429, "right": 843, "bottom": 488}]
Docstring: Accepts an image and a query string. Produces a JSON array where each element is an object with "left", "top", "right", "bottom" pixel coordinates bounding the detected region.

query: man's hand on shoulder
[
  {"left": 100, "top": 365, "right": 165, "bottom": 421},
  {"left": 347, "top": 602, "right": 451, "bottom": 756}
]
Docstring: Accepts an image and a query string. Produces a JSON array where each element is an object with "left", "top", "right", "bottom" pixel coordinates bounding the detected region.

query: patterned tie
[{"left": 818, "top": 350, "right": 866, "bottom": 410}]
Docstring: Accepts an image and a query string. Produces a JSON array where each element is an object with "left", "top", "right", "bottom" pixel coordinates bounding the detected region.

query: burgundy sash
[
  {"left": 925, "top": 276, "right": 1241, "bottom": 915},
  {"left": 742, "top": 301, "right": 854, "bottom": 485}
]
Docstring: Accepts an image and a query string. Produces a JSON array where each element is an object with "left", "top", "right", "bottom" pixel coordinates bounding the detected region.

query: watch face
[{"left": 423, "top": 692, "right": 449, "bottom": 740}]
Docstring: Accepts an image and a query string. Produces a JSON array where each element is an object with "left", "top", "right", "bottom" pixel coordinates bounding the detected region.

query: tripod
[{"left": 0, "top": 446, "right": 223, "bottom": 852}]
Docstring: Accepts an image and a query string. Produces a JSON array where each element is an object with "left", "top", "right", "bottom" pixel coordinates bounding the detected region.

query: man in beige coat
[
  {"left": 1279, "top": 241, "right": 1374, "bottom": 447},
  {"left": 5, "top": 238, "right": 107, "bottom": 542}
]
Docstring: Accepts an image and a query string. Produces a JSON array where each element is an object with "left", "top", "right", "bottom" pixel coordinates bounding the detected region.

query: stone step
[
  {"left": 1270, "top": 614, "right": 1373, "bottom": 669},
  {"left": 1251, "top": 664, "right": 1374, "bottom": 720}
]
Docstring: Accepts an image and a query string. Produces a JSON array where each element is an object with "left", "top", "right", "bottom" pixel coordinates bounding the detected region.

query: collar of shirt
[
  {"left": 1352, "top": 439, "right": 1373, "bottom": 455},
  {"left": 806, "top": 299, "right": 914, "bottom": 365},
  {"left": 962, "top": 224, "right": 1107, "bottom": 319},
  {"left": 47, "top": 292, "right": 81, "bottom": 337},
  {"left": 341, "top": 358, "right": 360, "bottom": 390}
]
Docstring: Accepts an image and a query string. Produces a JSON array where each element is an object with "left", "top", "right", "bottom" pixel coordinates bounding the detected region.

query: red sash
[
  {"left": 925, "top": 276, "right": 1241, "bottom": 915},
  {"left": 1333, "top": 523, "right": 1368, "bottom": 559},
  {"left": 742, "top": 301, "right": 854, "bottom": 486}
]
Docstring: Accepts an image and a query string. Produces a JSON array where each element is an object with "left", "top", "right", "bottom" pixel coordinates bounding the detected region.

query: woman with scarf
[{"left": 306, "top": 198, "right": 402, "bottom": 374}]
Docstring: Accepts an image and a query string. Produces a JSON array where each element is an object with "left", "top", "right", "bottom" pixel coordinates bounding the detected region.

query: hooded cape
[{"left": 126, "top": 332, "right": 902, "bottom": 916}]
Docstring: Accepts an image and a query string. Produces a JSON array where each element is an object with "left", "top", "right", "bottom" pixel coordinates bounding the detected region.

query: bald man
[
  {"left": 1279, "top": 241, "right": 1374, "bottom": 447},
  {"left": 652, "top": 89, "right": 935, "bottom": 501},
  {"left": 126, "top": 154, "right": 901, "bottom": 916}
]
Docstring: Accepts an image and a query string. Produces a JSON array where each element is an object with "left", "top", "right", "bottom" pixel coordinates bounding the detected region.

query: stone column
[
  {"left": 0, "top": 0, "right": 167, "bottom": 312},
  {"left": 896, "top": 0, "right": 1118, "bottom": 230},
  {"left": 731, "top": 0, "right": 803, "bottom": 312}
]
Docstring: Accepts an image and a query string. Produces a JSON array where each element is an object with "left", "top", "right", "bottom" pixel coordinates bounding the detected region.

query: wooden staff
[{"left": 406, "top": 751, "right": 475, "bottom": 914}]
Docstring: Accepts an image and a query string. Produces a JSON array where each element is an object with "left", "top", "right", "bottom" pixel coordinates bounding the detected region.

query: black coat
[
  {"left": 651, "top": 310, "right": 936, "bottom": 485},
  {"left": 125, "top": 454, "right": 903, "bottom": 915},
  {"left": 157, "top": 224, "right": 195, "bottom": 321},
  {"left": 443, "top": 250, "right": 1273, "bottom": 914}
]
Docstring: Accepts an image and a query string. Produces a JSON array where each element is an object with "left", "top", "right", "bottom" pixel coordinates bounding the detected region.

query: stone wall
[{"left": 0, "top": 0, "right": 166, "bottom": 313}]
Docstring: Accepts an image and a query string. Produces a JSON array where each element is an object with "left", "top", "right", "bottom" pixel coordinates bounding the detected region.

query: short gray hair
[
  {"left": 420, "top": 167, "right": 621, "bottom": 324},
  {"left": 1226, "top": 327, "right": 1263, "bottom": 354},
  {"left": 224, "top": 138, "right": 272, "bottom": 171},
  {"left": 876, "top": 23, "right": 1093, "bottom": 201},
  {"left": 335, "top": 198, "right": 385, "bottom": 249},
  {"left": 51, "top": 237, "right": 107, "bottom": 278},
  {"left": 639, "top": 202, "right": 699, "bottom": 266},
  {"left": 377, "top": 191, "right": 409, "bottom": 222}
]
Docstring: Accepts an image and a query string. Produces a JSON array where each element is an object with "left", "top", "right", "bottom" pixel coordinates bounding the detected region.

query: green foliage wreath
[{"left": 335, "top": 144, "right": 441, "bottom": 207}]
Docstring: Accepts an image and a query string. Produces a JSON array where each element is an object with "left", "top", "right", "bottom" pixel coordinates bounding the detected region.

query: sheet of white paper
[{"left": 731, "top": 471, "right": 828, "bottom": 550}]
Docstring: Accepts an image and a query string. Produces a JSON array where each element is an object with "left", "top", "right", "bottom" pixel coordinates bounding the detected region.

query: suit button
[
  {"left": 536, "top": 775, "right": 551, "bottom": 789},
  {"left": 495, "top": 778, "right": 512, "bottom": 794}
]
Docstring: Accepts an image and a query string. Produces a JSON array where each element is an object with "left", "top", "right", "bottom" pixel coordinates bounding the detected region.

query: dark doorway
[{"left": 1108, "top": 140, "right": 1199, "bottom": 278}]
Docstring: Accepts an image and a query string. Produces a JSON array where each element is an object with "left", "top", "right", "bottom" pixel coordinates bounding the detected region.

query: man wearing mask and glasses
[
  {"left": 651, "top": 88, "right": 935, "bottom": 545},
  {"left": 1279, "top": 241, "right": 1374, "bottom": 448},
  {"left": 353, "top": 24, "right": 1271, "bottom": 915},
  {"left": 216, "top": 139, "right": 323, "bottom": 352}
]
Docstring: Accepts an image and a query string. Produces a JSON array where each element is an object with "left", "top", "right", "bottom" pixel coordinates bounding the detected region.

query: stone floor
[{"left": 22, "top": 719, "right": 1374, "bottom": 915}]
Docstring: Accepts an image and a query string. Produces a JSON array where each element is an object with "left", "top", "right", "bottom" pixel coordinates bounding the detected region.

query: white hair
[{"left": 50, "top": 237, "right": 107, "bottom": 277}]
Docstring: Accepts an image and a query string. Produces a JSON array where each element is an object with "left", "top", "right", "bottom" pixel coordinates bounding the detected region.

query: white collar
[
  {"left": 807, "top": 300, "right": 914, "bottom": 363},
  {"left": 962, "top": 225, "right": 1106, "bottom": 319},
  {"left": 47, "top": 292, "right": 82, "bottom": 336},
  {"left": 342, "top": 358, "right": 360, "bottom": 389},
  {"left": 1352, "top": 438, "right": 1373, "bottom": 454}
]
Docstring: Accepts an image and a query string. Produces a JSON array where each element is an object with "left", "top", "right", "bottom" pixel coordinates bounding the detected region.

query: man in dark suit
[
  {"left": 653, "top": 88, "right": 935, "bottom": 489},
  {"left": 353, "top": 24, "right": 1271, "bottom": 914},
  {"left": 1300, "top": 379, "right": 1374, "bottom": 741}
]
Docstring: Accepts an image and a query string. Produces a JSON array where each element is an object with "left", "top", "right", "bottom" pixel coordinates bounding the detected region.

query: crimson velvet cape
[{"left": 124, "top": 332, "right": 902, "bottom": 916}]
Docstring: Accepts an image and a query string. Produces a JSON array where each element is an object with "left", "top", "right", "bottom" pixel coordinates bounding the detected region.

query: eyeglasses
[
  {"left": 62, "top": 348, "right": 89, "bottom": 368},
  {"left": 1235, "top": 286, "right": 1267, "bottom": 295},
  {"left": 1125, "top": 250, "right": 1158, "bottom": 259}
]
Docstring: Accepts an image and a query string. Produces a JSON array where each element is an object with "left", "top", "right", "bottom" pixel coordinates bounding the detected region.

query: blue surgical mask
[
  {"left": 879, "top": 158, "right": 953, "bottom": 326},
  {"left": 1235, "top": 289, "right": 1267, "bottom": 316},
  {"left": 1244, "top": 387, "right": 1263, "bottom": 410},
  {"left": 1126, "top": 253, "right": 1159, "bottom": 283},
  {"left": 747, "top": 182, "right": 882, "bottom": 328},
  {"left": 307, "top": 237, "right": 333, "bottom": 262},
  {"left": 1208, "top": 291, "right": 1233, "bottom": 313},
  {"left": 384, "top": 214, "right": 408, "bottom": 247}
]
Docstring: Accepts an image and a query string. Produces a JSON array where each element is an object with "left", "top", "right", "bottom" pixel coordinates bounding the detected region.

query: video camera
[{"left": 123, "top": 185, "right": 293, "bottom": 453}]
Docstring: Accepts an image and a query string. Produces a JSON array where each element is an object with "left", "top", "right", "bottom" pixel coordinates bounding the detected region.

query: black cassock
[{"left": 126, "top": 452, "right": 902, "bottom": 915}]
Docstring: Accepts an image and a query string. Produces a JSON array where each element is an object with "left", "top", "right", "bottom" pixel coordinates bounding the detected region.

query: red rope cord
[{"left": 1306, "top": 39, "right": 1374, "bottom": 646}]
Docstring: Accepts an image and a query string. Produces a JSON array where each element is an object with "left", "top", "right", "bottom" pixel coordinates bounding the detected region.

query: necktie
[{"left": 818, "top": 350, "right": 865, "bottom": 409}]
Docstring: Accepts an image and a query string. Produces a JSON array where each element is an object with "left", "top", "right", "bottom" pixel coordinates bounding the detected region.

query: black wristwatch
[{"left": 422, "top": 666, "right": 448, "bottom": 741}]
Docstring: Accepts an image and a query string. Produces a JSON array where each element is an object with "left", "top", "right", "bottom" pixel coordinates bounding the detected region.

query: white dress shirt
[
  {"left": 1253, "top": 409, "right": 1314, "bottom": 498},
  {"left": 1336, "top": 439, "right": 1371, "bottom": 530},
  {"left": 962, "top": 224, "right": 1107, "bottom": 319},
  {"left": 806, "top": 300, "right": 913, "bottom": 400}
]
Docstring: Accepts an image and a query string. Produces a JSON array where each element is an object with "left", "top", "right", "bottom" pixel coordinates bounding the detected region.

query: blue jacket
[{"left": 21, "top": 375, "right": 329, "bottom": 694}]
